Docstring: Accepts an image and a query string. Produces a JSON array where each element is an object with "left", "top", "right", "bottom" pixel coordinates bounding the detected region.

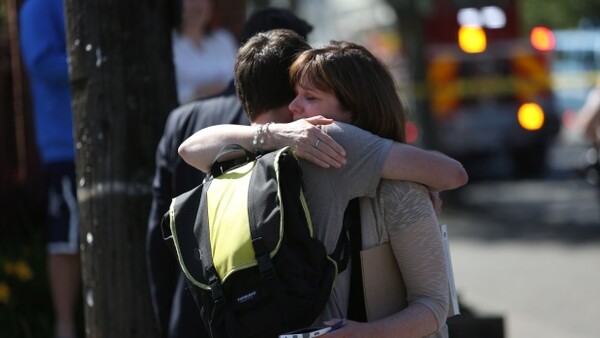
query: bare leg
[{"left": 49, "top": 253, "right": 80, "bottom": 338}]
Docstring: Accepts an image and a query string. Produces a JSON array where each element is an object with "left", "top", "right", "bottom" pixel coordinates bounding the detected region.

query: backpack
[{"left": 162, "top": 144, "right": 349, "bottom": 338}]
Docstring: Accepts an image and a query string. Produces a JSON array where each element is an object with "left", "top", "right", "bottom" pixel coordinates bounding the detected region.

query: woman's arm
[
  {"left": 178, "top": 117, "right": 347, "bottom": 173},
  {"left": 324, "top": 303, "right": 437, "bottom": 338},
  {"left": 382, "top": 143, "right": 468, "bottom": 192},
  {"left": 324, "top": 181, "right": 449, "bottom": 338},
  {"left": 179, "top": 118, "right": 468, "bottom": 191}
]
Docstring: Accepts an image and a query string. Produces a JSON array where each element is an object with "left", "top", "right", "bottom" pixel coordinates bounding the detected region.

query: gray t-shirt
[{"left": 298, "top": 122, "right": 392, "bottom": 322}]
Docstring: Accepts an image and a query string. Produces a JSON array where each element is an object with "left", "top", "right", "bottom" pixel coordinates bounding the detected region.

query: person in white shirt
[
  {"left": 172, "top": 0, "right": 238, "bottom": 104},
  {"left": 575, "top": 74, "right": 600, "bottom": 149}
]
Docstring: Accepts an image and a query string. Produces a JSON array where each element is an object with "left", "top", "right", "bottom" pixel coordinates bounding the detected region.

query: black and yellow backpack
[{"left": 162, "top": 145, "right": 348, "bottom": 338}]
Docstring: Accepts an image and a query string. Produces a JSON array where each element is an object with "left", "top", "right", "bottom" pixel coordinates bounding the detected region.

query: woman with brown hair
[{"left": 287, "top": 40, "right": 453, "bottom": 338}]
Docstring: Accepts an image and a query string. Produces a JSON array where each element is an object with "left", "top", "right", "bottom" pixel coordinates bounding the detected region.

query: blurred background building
[{"left": 3, "top": 0, "right": 600, "bottom": 193}]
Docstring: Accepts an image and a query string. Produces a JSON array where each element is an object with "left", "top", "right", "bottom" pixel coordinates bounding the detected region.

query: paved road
[{"left": 439, "top": 179, "right": 600, "bottom": 338}]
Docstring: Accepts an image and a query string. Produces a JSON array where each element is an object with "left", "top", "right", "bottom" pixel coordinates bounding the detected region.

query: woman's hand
[
  {"left": 429, "top": 192, "right": 443, "bottom": 216},
  {"left": 322, "top": 319, "right": 371, "bottom": 337},
  {"left": 271, "top": 116, "right": 346, "bottom": 168}
]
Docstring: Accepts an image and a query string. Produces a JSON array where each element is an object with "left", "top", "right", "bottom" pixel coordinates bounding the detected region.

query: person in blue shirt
[{"left": 19, "top": 0, "right": 79, "bottom": 337}]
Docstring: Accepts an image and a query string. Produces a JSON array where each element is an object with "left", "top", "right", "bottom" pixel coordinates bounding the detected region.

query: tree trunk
[{"left": 64, "top": 0, "right": 178, "bottom": 336}]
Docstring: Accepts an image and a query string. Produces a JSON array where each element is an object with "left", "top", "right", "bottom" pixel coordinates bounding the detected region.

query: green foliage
[
  {"left": 0, "top": 232, "right": 54, "bottom": 338},
  {"left": 520, "top": 0, "right": 600, "bottom": 33},
  {"left": 0, "top": 189, "right": 54, "bottom": 338},
  {"left": 0, "top": 1, "right": 7, "bottom": 38}
]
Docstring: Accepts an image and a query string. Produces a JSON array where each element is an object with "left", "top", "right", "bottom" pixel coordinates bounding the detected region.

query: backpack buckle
[
  {"left": 252, "top": 237, "right": 276, "bottom": 280},
  {"left": 256, "top": 253, "right": 276, "bottom": 280},
  {"left": 206, "top": 266, "right": 226, "bottom": 304}
]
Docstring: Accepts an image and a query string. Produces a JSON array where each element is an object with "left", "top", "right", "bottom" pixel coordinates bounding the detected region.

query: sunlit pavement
[{"left": 440, "top": 179, "right": 600, "bottom": 338}]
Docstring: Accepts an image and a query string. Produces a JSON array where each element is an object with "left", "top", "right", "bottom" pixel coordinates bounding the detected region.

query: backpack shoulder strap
[
  {"left": 329, "top": 198, "right": 358, "bottom": 274},
  {"left": 210, "top": 144, "right": 256, "bottom": 177},
  {"left": 346, "top": 198, "right": 366, "bottom": 321}
]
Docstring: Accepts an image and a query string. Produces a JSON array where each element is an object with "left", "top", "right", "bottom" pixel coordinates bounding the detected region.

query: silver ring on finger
[{"left": 315, "top": 139, "right": 321, "bottom": 148}]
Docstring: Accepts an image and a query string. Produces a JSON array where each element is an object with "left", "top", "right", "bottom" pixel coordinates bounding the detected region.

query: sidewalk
[
  {"left": 440, "top": 179, "right": 600, "bottom": 338},
  {"left": 449, "top": 239, "right": 600, "bottom": 338}
]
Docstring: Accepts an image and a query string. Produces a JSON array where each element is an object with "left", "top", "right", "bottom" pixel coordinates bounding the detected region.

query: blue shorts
[{"left": 45, "top": 161, "right": 79, "bottom": 254}]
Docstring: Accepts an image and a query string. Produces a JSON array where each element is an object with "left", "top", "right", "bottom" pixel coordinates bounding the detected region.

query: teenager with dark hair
[{"left": 146, "top": 8, "right": 315, "bottom": 338}]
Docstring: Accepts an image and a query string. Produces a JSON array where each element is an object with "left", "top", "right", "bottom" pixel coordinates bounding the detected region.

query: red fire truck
[{"left": 419, "top": 0, "right": 559, "bottom": 179}]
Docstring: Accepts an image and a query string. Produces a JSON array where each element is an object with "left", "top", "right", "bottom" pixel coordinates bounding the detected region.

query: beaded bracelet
[
  {"left": 252, "top": 123, "right": 272, "bottom": 155},
  {"left": 252, "top": 124, "right": 262, "bottom": 154}
]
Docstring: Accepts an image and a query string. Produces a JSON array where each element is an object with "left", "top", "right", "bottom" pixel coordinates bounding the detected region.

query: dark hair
[
  {"left": 235, "top": 29, "right": 310, "bottom": 120},
  {"left": 290, "top": 41, "right": 407, "bottom": 142},
  {"left": 174, "top": 0, "right": 217, "bottom": 34},
  {"left": 240, "top": 7, "right": 313, "bottom": 44}
]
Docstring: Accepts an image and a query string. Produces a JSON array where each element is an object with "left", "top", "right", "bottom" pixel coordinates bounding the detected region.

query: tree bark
[{"left": 64, "top": 0, "right": 178, "bottom": 336}]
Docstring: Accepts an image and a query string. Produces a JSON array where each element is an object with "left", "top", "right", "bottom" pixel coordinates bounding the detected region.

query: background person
[
  {"left": 19, "top": 0, "right": 80, "bottom": 337},
  {"left": 575, "top": 74, "right": 600, "bottom": 149},
  {"left": 172, "top": 0, "right": 238, "bottom": 104}
]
